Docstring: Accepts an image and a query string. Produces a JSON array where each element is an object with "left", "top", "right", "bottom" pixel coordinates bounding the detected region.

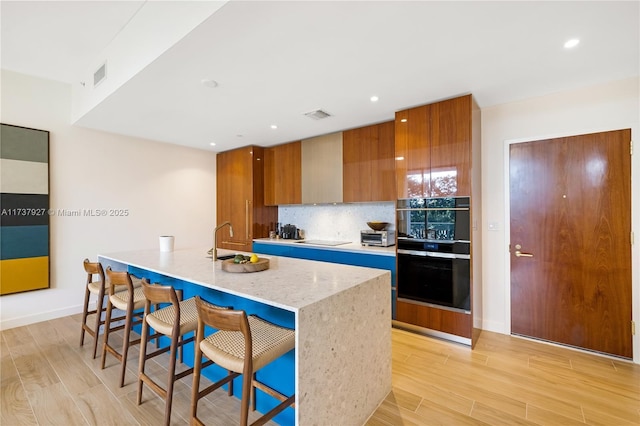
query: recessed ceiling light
[
  {"left": 370, "top": 96, "right": 379, "bottom": 102},
  {"left": 270, "top": 124, "right": 278, "bottom": 129},
  {"left": 201, "top": 79, "right": 219, "bottom": 88},
  {"left": 395, "top": 156, "right": 405, "bottom": 161},
  {"left": 564, "top": 38, "right": 580, "bottom": 49},
  {"left": 400, "top": 118, "right": 407, "bottom": 123},
  {"left": 209, "top": 142, "right": 216, "bottom": 146}
]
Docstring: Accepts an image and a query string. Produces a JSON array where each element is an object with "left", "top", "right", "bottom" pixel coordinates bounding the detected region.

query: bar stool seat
[
  {"left": 201, "top": 315, "right": 295, "bottom": 373},
  {"left": 110, "top": 286, "right": 146, "bottom": 311},
  {"left": 191, "top": 296, "right": 295, "bottom": 426},
  {"left": 144, "top": 297, "right": 199, "bottom": 336}
]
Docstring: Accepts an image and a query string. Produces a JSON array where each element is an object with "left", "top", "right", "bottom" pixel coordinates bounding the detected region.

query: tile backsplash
[{"left": 278, "top": 202, "right": 395, "bottom": 243}]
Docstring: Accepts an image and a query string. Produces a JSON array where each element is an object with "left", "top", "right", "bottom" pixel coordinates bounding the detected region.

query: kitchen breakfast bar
[{"left": 98, "top": 248, "right": 392, "bottom": 425}]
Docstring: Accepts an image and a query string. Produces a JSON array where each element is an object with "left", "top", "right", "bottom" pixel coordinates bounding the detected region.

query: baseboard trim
[
  {"left": 392, "top": 320, "right": 472, "bottom": 346},
  {"left": 0, "top": 304, "right": 83, "bottom": 330}
]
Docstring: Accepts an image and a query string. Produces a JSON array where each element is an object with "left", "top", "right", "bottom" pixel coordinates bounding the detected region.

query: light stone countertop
[
  {"left": 100, "top": 247, "right": 390, "bottom": 313},
  {"left": 253, "top": 237, "right": 396, "bottom": 256}
]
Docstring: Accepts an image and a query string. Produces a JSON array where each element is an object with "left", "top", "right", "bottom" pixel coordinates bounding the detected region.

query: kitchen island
[{"left": 99, "top": 247, "right": 391, "bottom": 426}]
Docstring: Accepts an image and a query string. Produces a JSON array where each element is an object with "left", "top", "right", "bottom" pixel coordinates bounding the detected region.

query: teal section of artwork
[{"left": 0, "top": 225, "right": 49, "bottom": 260}]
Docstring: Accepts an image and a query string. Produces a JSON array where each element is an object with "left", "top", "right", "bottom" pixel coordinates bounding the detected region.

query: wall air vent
[
  {"left": 304, "top": 109, "right": 332, "bottom": 120},
  {"left": 93, "top": 62, "right": 107, "bottom": 87}
]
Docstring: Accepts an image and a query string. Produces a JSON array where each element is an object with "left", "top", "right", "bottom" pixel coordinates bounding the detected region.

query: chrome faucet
[{"left": 213, "top": 221, "right": 233, "bottom": 261}]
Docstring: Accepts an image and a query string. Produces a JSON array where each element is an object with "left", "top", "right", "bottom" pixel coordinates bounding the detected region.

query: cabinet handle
[
  {"left": 223, "top": 241, "right": 246, "bottom": 246},
  {"left": 245, "top": 200, "right": 250, "bottom": 240}
]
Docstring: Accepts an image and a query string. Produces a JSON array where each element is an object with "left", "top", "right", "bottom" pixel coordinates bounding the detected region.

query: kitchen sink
[
  {"left": 206, "top": 252, "right": 237, "bottom": 260},
  {"left": 216, "top": 254, "right": 237, "bottom": 260}
]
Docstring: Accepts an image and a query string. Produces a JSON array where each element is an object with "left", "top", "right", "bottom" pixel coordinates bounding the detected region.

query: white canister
[{"left": 159, "top": 235, "right": 175, "bottom": 252}]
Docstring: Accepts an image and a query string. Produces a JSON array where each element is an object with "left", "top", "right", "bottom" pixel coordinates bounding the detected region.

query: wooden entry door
[{"left": 509, "top": 129, "right": 632, "bottom": 358}]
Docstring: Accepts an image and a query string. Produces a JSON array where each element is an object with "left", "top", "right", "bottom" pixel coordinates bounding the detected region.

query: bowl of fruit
[{"left": 221, "top": 253, "right": 269, "bottom": 273}]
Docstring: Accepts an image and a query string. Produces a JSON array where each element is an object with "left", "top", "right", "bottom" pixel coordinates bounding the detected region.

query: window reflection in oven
[{"left": 396, "top": 197, "right": 470, "bottom": 242}]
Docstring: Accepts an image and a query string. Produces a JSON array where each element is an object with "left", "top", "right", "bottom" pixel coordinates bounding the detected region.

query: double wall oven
[{"left": 396, "top": 197, "right": 471, "bottom": 312}]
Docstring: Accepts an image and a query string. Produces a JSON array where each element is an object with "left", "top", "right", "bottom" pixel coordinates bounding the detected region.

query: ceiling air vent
[
  {"left": 93, "top": 62, "right": 107, "bottom": 87},
  {"left": 304, "top": 109, "right": 332, "bottom": 120}
]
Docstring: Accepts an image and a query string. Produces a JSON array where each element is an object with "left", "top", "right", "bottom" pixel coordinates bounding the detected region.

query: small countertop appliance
[{"left": 360, "top": 229, "right": 395, "bottom": 247}]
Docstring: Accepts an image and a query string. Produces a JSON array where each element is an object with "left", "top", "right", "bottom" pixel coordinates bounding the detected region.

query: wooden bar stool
[
  {"left": 101, "top": 267, "right": 146, "bottom": 387},
  {"left": 136, "top": 279, "right": 203, "bottom": 426},
  {"left": 79, "top": 259, "right": 126, "bottom": 358},
  {"left": 191, "top": 296, "right": 296, "bottom": 426}
]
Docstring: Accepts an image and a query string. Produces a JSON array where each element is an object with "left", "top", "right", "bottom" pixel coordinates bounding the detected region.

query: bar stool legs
[
  {"left": 100, "top": 267, "right": 146, "bottom": 387},
  {"left": 79, "top": 259, "right": 107, "bottom": 359},
  {"left": 136, "top": 280, "right": 202, "bottom": 426}
]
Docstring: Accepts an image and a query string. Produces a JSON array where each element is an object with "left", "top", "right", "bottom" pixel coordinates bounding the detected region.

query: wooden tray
[{"left": 221, "top": 258, "right": 269, "bottom": 273}]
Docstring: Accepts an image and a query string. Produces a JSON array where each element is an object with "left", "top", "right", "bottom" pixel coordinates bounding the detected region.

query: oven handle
[
  {"left": 396, "top": 207, "right": 470, "bottom": 212},
  {"left": 397, "top": 249, "right": 470, "bottom": 260}
]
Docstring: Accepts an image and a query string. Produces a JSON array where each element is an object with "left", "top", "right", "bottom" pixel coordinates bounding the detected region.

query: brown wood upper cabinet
[
  {"left": 343, "top": 121, "right": 396, "bottom": 202},
  {"left": 216, "top": 146, "right": 277, "bottom": 251},
  {"left": 264, "top": 141, "right": 302, "bottom": 206},
  {"left": 396, "top": 95, "right": 476, "bottom": 198}
]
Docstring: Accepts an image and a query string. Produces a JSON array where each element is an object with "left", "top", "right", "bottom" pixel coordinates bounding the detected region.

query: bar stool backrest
[
  {"left": 140, "top": 279, "right": 179, "bottom": 306},
  {"left": 195, "top": 296, "right": 253, "bottom": 370},
  {"left": 105, "top": 267, "right": 134, "bottom": 296},
  {"left": 83, "top": 258, "right": 105, "bottom": 283}
]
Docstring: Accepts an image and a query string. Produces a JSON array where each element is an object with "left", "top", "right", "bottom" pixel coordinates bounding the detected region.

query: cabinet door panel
[
  {"left": 372, "top": 120, "right": 396, "bottom": 201},
  {"left": 430, "top": 95, "right": 471, "bottom": 197},
  {"left": 395, "top": 111, "right": 409, "bottom": 199},
  {"left": 250, "top": 146, "right": 277, "bottom": 242},
  {"left": 396, "top": 105, "right": 430, "bottom": 199},
  {"left": 265, "top": 142, "right": 301, "bottom": 205},
  {"left": 264, "top": 148, "right": 276, "bottom": 205},
  {"left": 343, "top": 125, "right": 376, "bottom": 202},
  {"left": 216, "top": 147, "right": 253, "bottom": 249},
  {"left": 396, "top": 300, "right": 471, "bottom": 338},
  {"left": 216, "top": 151, "right": 234, "bottom": 245},
  {"left": 344, "top": 121, "right": 396, "bottom": 202}
]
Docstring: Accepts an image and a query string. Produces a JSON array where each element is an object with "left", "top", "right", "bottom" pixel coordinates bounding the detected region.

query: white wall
[
  {"left": 0, "top": 70, "right": 217, "bottom": 329},
  {"left": 481, "top": 77, "right": 639, "bottom": 362}
]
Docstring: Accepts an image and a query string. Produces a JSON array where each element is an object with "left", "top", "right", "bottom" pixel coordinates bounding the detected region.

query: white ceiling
[{"left": 2, "top": 1, "right": 638, "bottom": 153}]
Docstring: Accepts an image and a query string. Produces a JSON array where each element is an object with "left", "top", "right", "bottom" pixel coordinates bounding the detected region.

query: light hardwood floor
[
  {"left": 368, "top": 328, "right": 640, "bottom": 426},
  {"left": 2, "top": 313, "right": 639, "bottom": 425}
]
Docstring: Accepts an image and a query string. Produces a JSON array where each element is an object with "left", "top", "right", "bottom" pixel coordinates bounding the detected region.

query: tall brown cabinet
[
  {"left": 394, "top": 94, "right": 482, "bottom": 345},
  {"left": 216, "top": 146, "right": 277, "bottom": 252}
]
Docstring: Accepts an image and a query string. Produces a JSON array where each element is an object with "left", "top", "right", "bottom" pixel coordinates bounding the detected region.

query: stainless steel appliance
[
  {"left": 396, "top": 197, "right": 471, "bottom": 311},
  {"left": 361, "top": 230, "right": 395, "bottom": 247}
]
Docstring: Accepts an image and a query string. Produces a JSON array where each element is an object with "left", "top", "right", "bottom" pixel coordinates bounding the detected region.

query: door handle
[{"left": 515, "top": 250, "right": 533, "bottom": 258}]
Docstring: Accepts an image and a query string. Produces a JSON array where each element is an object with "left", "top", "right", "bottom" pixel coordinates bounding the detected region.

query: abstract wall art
[{"left": 0, "top": 123, "right": 50, "bottom": 295}]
